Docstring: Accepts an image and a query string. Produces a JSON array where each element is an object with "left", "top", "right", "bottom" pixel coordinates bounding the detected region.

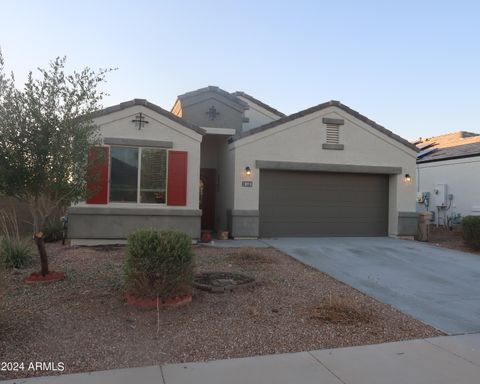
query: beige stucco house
[{"left": 68, "top": 86, "right": 418, "bottom": 243}]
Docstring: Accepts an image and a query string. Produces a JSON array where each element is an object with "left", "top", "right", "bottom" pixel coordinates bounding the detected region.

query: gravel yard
[
  {"left": 428, "top": 226, "right": 480, "bottom": 255},
  {"left": 0, "top": 243, "right": 442, "bottom": 380}
]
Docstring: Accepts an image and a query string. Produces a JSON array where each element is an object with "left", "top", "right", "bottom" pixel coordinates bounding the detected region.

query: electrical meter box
[{"left": 432, "top": 184, "right": 447, "bottom": 207}]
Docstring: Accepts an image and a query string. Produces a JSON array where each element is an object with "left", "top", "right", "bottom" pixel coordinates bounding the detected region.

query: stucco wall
[
  {"left": 237, "top": 95, "right": 282, "bottom": 131},
  {"left": 178, "top": 91, "right": 244, "bottom": 131},
  {"left": 215, "top": 138, "right": 235, "bottom": 231},
  {"left": 200, "top": 135, "right": 221, "bottom": 169},
  {"left": 92, "top": 105, "right": 202, "bottom": 210},
  {"left": 230, "top": 106, "right": 417, "bottom": 236},
  {"left": 69, "top": 105, "right": 203, "bottom": 240},
  {"left": 417, "top": 156, "right": 480, "bottom": 217}
]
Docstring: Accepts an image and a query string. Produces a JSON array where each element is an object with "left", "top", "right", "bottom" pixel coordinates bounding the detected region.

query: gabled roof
[
  {"left": 232, "top": 91, "right": 286, "bottom": 117},
  {"left": 92, "top": 99, "right": 206, "bottom": 135},
  {"left": 177, "top": 86, "right": 248, "bottom": 109},
  {"left": 416, "top": 131, "right": 480, "bottom": 163},
  {"left": 230, "top": 100, "right": 418, "bottom": 152}
]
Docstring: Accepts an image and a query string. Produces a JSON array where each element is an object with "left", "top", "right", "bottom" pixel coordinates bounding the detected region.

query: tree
[{"left": 0, "top": 50, "right": 114, "bottom": 276}]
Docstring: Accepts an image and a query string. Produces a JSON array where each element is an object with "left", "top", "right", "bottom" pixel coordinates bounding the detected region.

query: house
[
  {"left": 415, "top": 131, "right": 480, "bottom": 225},
  {"left": 68, "top": 86, "right": 418, "bottom": 244}
]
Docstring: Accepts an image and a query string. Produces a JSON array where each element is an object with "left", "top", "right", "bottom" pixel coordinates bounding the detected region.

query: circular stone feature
[{"left": 194, "top": 272, "right": 256, "bottom": 293}]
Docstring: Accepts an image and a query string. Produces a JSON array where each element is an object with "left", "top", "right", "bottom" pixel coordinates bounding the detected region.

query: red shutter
[
  {"left": 86, "top": 146, "right": 109, "bottom": 204},
  {"left": 167, "top": 151, "right": 188, "bottom": 206}
]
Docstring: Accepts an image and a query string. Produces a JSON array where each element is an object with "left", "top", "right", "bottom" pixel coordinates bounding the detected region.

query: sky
[{"left": 1, "top": 0, "right": 480, "bottom": 140}]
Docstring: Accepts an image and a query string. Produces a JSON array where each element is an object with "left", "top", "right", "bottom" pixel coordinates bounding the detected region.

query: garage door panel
[
  {"left": 260, "top": 221, "right": 387, "bottom": 237},
  {"left": 259, "top": 170, "right": 388, "bottom": 237}
]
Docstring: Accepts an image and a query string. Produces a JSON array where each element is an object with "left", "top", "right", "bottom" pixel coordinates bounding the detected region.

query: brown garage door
[{"left": 259, "top": 170, "right": 388, "bottom": 237}]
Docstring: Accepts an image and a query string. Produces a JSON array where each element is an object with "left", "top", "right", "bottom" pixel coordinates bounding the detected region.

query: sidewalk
[{"left": 3, "top": 333, "right": 480, "bottom": 384}]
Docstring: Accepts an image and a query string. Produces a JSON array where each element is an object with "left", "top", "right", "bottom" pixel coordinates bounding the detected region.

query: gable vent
[
  {"left": 326, "top": 124, "right": 340, "bottom": 144},
  {"left": 322, "top": 117, "right": 345, "bottom": 150}
]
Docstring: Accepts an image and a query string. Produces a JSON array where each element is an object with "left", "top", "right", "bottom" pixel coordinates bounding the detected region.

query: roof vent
[{"left": 322, "top": 117, "right": 344, "bottom": 150}]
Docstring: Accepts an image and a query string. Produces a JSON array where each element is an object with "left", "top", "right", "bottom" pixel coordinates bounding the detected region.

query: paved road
[{"left": 263, "top": 237, "right": 480, "bottom": 334}]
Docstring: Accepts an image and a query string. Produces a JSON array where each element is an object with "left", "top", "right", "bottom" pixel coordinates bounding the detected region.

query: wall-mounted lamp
[
  {"left": 245, "top": 166, "right": 252, "bottom": 176},
  {"left": 404, "top": 173, "right": 411, "bottom": 182}
]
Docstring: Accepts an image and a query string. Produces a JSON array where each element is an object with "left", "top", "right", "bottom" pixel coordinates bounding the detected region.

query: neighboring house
[
  {"left": 415, "top": 131, "right": 480, "bottom": 224},
  {"left": 68, "top": 86, "right": 418, "bottom": 244}
]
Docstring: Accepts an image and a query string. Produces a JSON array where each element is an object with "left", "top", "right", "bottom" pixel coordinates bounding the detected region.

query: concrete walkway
[
  {"left": 3, "top": 334, "right": 480, "bottom": 384},
  {"left": 263, "top": 237, "right": 480, "bottom": 335}
]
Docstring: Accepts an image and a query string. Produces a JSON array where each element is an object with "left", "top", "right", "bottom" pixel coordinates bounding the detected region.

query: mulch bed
[
  {"left": 25, "top": 271, "right": 65, "bottom": 284},
  {"left": 0, "top": 243, "right": 442, "bottom": 380}
]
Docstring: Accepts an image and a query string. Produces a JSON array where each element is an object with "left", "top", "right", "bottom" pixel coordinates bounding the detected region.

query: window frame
[{"left": 107, "top": 145, "right": 169, "bottom": 205}]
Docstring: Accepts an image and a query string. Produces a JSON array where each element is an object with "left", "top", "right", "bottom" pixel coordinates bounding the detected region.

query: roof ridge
[
  {"left": 177, "top": 86, "right": 248, "bottom": 108},
  {"left": 232, "top": 91, "right": 286, "bottom": 117},
  {"left": 230, "top": 100, "right": 417, "bottom": 152}
]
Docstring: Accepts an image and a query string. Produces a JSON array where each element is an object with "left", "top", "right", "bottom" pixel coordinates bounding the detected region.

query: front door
[{"left": 200, "top": 168, "right": 216, "bottom": 230}]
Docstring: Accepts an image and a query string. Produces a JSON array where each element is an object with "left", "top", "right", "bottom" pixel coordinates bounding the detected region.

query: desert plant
[
  {"left": 0, "top": 207, "right": 21, "bottom": 240},
  {"left": 0, "top": 207, "right": 34, "bottom": 269},
  {"left": 43, "top": 218, "right": 64, "bottom": 243},
  {"left": 125, "top": 229, "right": 194, "bottom": 300},
  {"left": 462, "top": 216, "right": 480, "bottom": 249},
  {"left": 0, "top": 49, "right": 115, "bottom": 276},
  {"left": 0, "top": 237, "right": 34, "bottom": 269}
]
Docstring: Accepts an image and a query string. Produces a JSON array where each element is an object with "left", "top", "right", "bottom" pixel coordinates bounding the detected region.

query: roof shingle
[{"left": 416, "top": 131, "right": 480, "bottom": 163}]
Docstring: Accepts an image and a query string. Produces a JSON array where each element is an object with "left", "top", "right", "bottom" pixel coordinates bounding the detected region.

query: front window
[
  {"left": 110, "top": 147, "right": 138, "bottom": 202},
  {"left": 140, "top": 148, "right": 167, "bottom": 203},
  {"left": 109, "top": 146, "right": 167, "bottom": 204}
]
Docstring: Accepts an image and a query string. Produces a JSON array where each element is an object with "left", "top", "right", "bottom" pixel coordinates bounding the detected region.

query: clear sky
[{"left": 1, "top": 0, "right": 479, "bottom": 140}]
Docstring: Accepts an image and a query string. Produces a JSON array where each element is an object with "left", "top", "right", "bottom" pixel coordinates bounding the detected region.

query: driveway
[{"left": 263, "top": 237, "right": 480, "bottom": 335}]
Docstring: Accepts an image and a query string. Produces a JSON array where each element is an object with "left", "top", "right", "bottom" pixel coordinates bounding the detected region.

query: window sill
[
  {"left": 69, "top": 205, "right": 201, "bottom": 216},
  {"left": 322, "top": 143, "right": 344, "bottom": 150}
]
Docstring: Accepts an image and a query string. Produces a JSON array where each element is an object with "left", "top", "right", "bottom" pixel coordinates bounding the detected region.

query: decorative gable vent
[
  {"left": 322, "top": 117, "right": 345, "bottom": 150},
  {"left": 326, "top": 124, "right": 340, "bottom": 144}
]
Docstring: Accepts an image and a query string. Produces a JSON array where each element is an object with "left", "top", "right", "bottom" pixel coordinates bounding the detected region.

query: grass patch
[
  {"left": 310, "top": 295, "right": 374, "bottom": 324},
  {"left": 226, "top": 249, "right": 275, "bottom": 266}
]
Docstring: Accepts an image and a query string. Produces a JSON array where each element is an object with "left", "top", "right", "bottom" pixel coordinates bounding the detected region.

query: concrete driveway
[{"left": 263, "top": 237, "right": 480, "bottom": 335}]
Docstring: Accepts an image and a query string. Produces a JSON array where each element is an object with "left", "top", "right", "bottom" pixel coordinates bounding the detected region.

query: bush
[
  {"left": 43, "top": 218, "right": 64, "bottom": 243},
  {"left": 125, "top": 229, "right": 194, "bottom": 299},
  {"left": 462, "top": 216, "right": 480, "bottom": 249},
  {"left": 0, "top": 237, "right": 34, "bottom": 269}
]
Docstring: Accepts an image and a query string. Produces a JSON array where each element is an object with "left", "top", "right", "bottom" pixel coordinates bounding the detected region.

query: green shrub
[
  {"left": 125, "top": 229, "right": 194, "bottom": 299},
  {"left": 43, "top": 218, "right": 64, "bottom": 243},
  {"left": 462, "top": 216, "right": 480, "bottom": 249},
  {"left": 0, "top": 237, "right": 34, "bottom": 269}
]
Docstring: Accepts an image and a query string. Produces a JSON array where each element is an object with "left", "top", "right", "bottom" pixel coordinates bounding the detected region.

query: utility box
[{"left": 432, "top": 184, "right": 447, "bottom": 207}]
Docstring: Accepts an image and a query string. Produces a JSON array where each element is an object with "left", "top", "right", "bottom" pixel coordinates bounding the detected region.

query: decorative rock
[{"left": 194, "top": 272, "right": 256, "bottom": 293}]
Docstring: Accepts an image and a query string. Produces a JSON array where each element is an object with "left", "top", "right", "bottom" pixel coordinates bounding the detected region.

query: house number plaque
[{"left": 241, "top": 181, "right": 253, "bottom": 187}]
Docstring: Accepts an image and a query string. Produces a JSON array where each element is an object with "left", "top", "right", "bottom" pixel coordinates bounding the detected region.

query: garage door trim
[{"left": 256, "top": 160, "right": 401, "bottom": 175}]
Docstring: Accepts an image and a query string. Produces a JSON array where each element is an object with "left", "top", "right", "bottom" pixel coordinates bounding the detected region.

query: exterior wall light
[
  {"left": 245, "top": 166, "right": 251, "bottom": 176},
  {"left": 404, "top": 173, "right": 411, "bottom": 182}
]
